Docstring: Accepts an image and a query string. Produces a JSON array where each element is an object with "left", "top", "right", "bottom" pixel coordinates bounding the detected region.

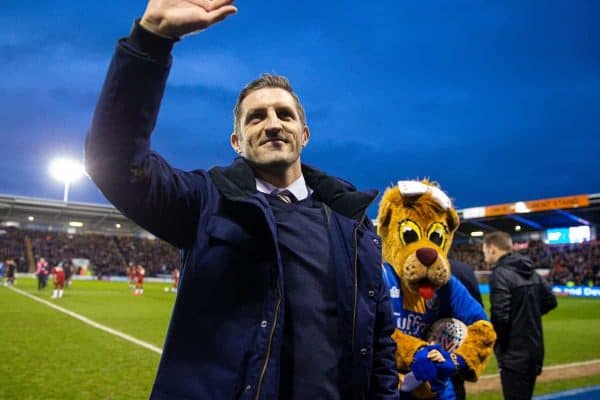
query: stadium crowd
[
  {"left": 450, "top": 239, "right": 600, "bottom": 286},
  {"left": 0, "top": 227, "right": 180, "bottom": 276},
  {"left": 0, "top": 227, "right": 27, "bottom": 272},
  {"left": 2, "top": 225, "right": 599, "bottom": 284}
]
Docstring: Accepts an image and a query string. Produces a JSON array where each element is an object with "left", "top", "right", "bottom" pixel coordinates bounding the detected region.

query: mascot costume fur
[{"left": 377, "top": 180, "right": 496, "bottom": 399}]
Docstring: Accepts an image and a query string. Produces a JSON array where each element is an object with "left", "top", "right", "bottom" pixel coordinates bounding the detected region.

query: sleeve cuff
[{"left": 125, "top": 18, "right": 178, "bottom": 64}]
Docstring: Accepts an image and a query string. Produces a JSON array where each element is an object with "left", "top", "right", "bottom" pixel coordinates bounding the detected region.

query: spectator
[{"left": 484, "top": 231, "right": 557, "bottom": 400}]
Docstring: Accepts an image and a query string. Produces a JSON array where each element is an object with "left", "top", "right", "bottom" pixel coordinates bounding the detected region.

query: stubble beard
[{"left": 247, "top": 152, "right": 299, "bottom": 174}]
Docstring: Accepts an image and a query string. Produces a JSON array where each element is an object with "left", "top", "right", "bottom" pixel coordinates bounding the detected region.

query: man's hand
[{"left": 140, "top": 0, "right": 237, "bottom": 39}]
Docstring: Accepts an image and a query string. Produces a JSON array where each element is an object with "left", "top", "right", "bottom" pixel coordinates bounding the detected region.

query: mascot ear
[
  {"left": 447, "top": 207, "right": 460, "bottom": 233},
  {"left": 377, "top": 199, "right": 392, "bottom": 237},
  {"left": 377, "top": 187, "right": 399, "bottom": 237}
]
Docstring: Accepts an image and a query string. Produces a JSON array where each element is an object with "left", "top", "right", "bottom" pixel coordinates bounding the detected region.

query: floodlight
[{"left": 49, "top": 157, "right": 84, "bottom": 202}]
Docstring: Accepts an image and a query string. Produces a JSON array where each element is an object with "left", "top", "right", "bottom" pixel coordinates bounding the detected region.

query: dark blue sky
[{"left": 1, "top": 1, "right": 598, "bottom": 217}]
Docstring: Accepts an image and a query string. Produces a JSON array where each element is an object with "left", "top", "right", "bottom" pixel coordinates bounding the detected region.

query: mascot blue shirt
[
  {"left": 382, "top": 263, "right": 488, "bottom": 400},
  {"left": 382, "top": 263, "right": 487, "bottom": 337}
]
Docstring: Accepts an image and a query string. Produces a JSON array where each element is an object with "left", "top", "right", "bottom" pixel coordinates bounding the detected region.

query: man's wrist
[
  {"left": 139, "top": 18, "right": 177, "bottom": 40},
  {"left": 126, "top": 19, "right": 178, "bottom": 64}
]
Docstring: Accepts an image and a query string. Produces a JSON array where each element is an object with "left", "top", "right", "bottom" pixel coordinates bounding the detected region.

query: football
[{"left": 426, "top": 318, "right": 468, "bottom": 352}]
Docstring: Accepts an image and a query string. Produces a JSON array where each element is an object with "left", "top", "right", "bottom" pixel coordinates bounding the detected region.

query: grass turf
[
  {"left": 1, "top": 278, "right": 598, "bottom": 398},
  {"left": 471, "top": 376, "right": 600, "bottom": 400}
]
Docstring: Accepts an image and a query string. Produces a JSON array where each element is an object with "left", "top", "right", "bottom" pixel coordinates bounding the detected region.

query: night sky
[{"left": 1, "top": 0, "right": 598, "bottom": 217}]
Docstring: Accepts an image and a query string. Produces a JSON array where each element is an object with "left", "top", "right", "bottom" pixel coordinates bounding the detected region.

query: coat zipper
[
  {"left": 254, "top": 260, "right": 282, "bottom": 399},
  {"left": 351, "top": 215, "right": 365, "bottom": 351}
]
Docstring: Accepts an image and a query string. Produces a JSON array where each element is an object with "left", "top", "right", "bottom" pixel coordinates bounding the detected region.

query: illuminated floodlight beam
[{"left": 49, "top": 157, "right": 84, "bottom": 202}]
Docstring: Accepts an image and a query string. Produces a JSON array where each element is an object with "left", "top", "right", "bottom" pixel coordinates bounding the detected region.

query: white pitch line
[{"left": 6, "top": 285, "right": 163, "bottom": 355}]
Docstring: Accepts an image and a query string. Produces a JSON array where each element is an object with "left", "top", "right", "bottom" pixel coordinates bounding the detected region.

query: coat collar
[{"left": 208, "top": 157, "right": 377, "bottom": 220}]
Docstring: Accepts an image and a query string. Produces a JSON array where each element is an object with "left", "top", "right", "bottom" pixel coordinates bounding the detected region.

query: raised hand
[{"left": 140, "top": 0, "right": 237, "bottom": 39}]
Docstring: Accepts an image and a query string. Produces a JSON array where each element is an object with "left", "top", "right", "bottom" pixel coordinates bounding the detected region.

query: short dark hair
[
  {"left": 233, "top": 74, "right": 306, "bottom": 134},
  {"left": 483, "top": 231, "right": 513, "bottom": 252}
]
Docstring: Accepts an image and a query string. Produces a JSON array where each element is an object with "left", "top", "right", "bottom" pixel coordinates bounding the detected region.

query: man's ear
[
  {"left": 302, "top": 125, "right": 311, "bottom": 147},
  {"left": 231, "top": 131, "right": 241, "bottom": 154}
]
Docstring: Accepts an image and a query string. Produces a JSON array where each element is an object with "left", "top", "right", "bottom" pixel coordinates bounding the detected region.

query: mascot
[{"left": 377, "top": 180, "right": 496, "bottom": 399}]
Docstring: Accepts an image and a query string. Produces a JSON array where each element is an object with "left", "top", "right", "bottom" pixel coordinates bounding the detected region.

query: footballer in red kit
[
  {"left": 51, "top": 265, "right": 65, "bottom": 299},
  {"left": 134, "top": 264, "right": 145, "bottom": 295}
]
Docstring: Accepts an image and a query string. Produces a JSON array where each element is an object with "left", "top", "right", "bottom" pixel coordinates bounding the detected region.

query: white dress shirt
[{"left": 255, "top": 174, "right": 313, "bottom": 201}]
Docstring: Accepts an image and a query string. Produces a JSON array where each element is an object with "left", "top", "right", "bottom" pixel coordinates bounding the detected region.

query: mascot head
[{"left": 377, "top": 180, "right": 459, "bottom": 299}]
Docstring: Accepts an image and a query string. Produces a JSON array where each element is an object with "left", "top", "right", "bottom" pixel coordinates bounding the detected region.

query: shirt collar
[{"left": 255, "top": 174, "right": 312, "bottom": 201}]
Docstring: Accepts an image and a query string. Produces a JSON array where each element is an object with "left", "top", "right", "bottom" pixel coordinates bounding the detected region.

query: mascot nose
[{"left": 416, "top": 247, "right": 438, "bottom": 267}]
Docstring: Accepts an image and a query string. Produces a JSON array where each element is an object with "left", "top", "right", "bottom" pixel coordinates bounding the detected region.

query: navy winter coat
[{"left": 84, "top": 22, "right": 399, "bottom": 400}]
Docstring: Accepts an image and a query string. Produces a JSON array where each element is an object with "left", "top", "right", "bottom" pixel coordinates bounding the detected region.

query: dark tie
[{"left": 272, "top": 189, "right": 297, "bottom": 203}]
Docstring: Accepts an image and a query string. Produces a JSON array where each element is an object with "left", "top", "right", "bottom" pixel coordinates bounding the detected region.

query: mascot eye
[
  {"left": 427, "top": 223, "right": 448, "bottom": 248},
  {"left": 399, "top": 220, "right": 421, "bottom": 245}
]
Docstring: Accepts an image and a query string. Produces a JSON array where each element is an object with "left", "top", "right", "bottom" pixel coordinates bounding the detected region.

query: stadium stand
[
  {"left": 0, "top": 195, "right": 180, "bottom": 276},
  {"left": 2, "top": 228, "right": 180, "bottom": 277},
  {"left": 449, "top": 240, "right": 600, "bottom": 286},
  {"left": 1, "top": 193, "right": 599, "bottom": 280},
  {"left": 450, "top": 193, "right": 600, "bottom": 286}
]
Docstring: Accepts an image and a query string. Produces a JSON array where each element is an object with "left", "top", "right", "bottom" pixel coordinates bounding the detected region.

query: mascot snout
[{"left": 416, "top": 247, "right": 437, "bottom": 266}]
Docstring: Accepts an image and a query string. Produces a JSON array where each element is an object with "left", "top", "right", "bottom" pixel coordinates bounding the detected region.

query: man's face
[{"left": 231, "top": 88, "right": 309, "bottom": 171}]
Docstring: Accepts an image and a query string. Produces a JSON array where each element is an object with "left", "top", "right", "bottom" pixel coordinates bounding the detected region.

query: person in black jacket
[
  {"left": 449, "top": 259, "right": 482, "bottom": 400},
  {"left": 483, "top": 232, "right": 557, "bottom": 400}
]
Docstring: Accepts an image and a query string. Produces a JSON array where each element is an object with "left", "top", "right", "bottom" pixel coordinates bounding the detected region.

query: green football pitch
[{"left": 0, "top": 278, "right": 598, "bottom": 399}]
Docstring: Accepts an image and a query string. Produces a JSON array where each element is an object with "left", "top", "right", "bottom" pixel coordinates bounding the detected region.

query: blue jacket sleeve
[
  {"left": 447, "top": 276, "right": 488, "bottom": 325},
  {"left": 84, "top": 22, "right": 207, "bottom": 248},
  {"left": 368, "top": 274, "right": 400, "bottom": 399}
]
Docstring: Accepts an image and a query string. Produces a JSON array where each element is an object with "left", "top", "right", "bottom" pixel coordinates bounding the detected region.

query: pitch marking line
[{"left": 7, "top": 285, "right": 163, "bottom": 355}]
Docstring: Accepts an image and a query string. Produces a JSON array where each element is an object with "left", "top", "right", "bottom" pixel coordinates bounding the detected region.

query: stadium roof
[
  {"left": 455, "top": 193, "right": 600, "bottom": 238},
  {"left": 0, "top": 194, "right": 143, "bottom": 236}
]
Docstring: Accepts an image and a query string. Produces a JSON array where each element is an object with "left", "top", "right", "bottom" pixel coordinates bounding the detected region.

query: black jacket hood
[{"left": 496, "top": 252, "right": 535, "bottom": 278}]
